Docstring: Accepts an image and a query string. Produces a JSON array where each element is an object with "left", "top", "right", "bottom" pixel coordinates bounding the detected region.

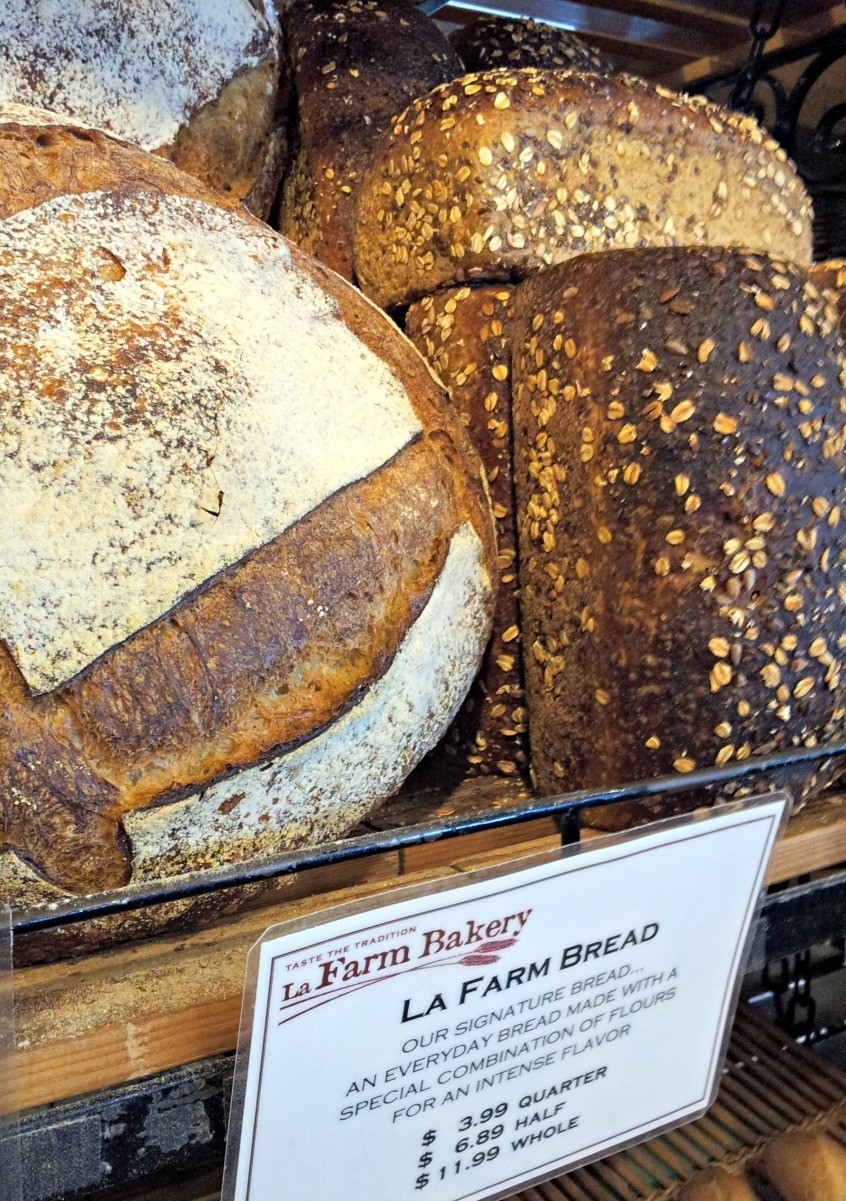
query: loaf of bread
[
  {"left": 763, "top": 1131, "right": 846, "bottom": 1201},
  {"left": 279, "top": 0, "right": 461, "bottom": 280},
  {"left": 0, "top": 0, "right": 287, "bottom": 215},
  {"left": 511, "top": 247, "right": 846, "bottom": 799},
  {"left": 452, "top": 16, "right": 613, "bottom": 75},
  {"left": 0, "top": 103, "right": 246, "bottom": 219},
  {"left": 678, "top": 1167, "right": 758, "bottom": 1201},
  {"left": 406, "top": 284, "right": 527, "bottom": 777},
  {"left": 354, "top": 69, "right": 813, "bottom": 308},
  {"left": 0, "top": 118, "right": 496, "bottom": 902},
  {"left": 812, "top": 261, "right": 846, "bottom": 337}
]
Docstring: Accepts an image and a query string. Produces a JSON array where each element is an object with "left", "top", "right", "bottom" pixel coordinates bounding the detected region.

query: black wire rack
[{"left": 14, "top": 738, "right": 846, "bottom": 936}]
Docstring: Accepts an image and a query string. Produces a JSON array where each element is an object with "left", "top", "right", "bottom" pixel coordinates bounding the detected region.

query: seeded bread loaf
[
  {"left": 511, "top": 248, "right": 846, "bottom": 804},
  {"left": 0, "top": 0, "right": 287, "bottom": 216},
  {"left": 0, "top": 133, "right": 496, "bottom": 903},
  {"left": 762, "top": 1132, "right": 846, "bottom": 1201},
  {"left": 279, "top": 0, "right": 461, "bottom": 280},
  {"left": 812, "top": 260, "right": 846, "bottom": 337},
  {"left": 451, "top": 16, "right": 613, "bottom": 75},
  {"left": 406, "top": 284, "right": 527, "bottom": 777},
  {"left": 354, "top": 69, "right": 813, "bottom": 309}
]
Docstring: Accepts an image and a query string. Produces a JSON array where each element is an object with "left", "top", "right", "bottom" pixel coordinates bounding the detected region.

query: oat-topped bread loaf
[
  {"left": 406, "top": 284, "right": 527, "bottom": 777},
  {"left": 812, "top": 260, "right": 846, "bottom": 336},
  {"left": 354, "top": 69, "right": 812, "bottom": 308},
  {"left": 279, "top": 0, "right": 461, "bottom": 280},
  {"left": 451, "top": 16, "right": 613, "bottom": 75},
  {"left": 0, "top": 159, "right": 495, "bottom": 902},
  {"left": 511, "top": 247, "right": 846, "bottom": 801},
  {"left": 0, "top": 0, "right": 286, "bottom": 216}
]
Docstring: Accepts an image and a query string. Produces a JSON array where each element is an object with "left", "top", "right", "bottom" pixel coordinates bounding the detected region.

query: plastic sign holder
[
  {"left": 0, "top": 903, "right": 20, "bottom": 1201},
  {"left": 223, "top": 793, "right": 788, "bottom": 1201}
]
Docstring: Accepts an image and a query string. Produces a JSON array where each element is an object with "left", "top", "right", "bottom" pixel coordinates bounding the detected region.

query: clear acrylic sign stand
[
  {"left": 222, "top": 793, "right": 788, "bottom": 1201},
  {"left": 0, "top": 904, "right": 20, "bottom": 1201}
]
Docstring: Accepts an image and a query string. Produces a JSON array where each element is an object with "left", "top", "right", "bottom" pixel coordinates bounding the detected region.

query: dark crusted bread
[
  {"left": 0, "top": 125, "right": 496, "bottom": 900},
  {"left": 406, "top": 284, "right": 528, "bottom": 777},
  {"left": 452, "top": 16, "right": 613, "bottom": 75},
  {"left": 0, "top": 1, "right": 286, "bottom": 216},
  {"left": 278, "top": 0, "right": 461, "bottom": 280},
  {"left": 511, "top": 247, "right": 846, "bottom": 803},
  {"left": 354, "top": 69, "right": 813, "bottom": 309},
  {"left": 812, "top": 260, "right": 846, "bottom": 338}
]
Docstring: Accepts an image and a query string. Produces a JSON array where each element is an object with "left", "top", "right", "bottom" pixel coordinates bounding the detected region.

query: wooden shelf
[{"left": 11, "top": 785, "right": 846, "bottom": 1117}]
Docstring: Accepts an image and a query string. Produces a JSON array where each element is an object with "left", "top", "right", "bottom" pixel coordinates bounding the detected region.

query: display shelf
[
  {"left": 16, "top": 1005, "right": 846, "bottom": 1201},
  {"left": 11, "top": 783, "right": 846, "bottom": 1118}
]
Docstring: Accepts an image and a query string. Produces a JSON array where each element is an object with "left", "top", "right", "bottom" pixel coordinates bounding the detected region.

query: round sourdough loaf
[
  {"left": 406, "top": 284, "right": 528, "bottom": 777},
  {"left": 0, "top": 0, "right": 287, "bottom": 216},
  {"left": 511, "top": 247, "right": 846, "bottom": 803},
  {"left": 0, "top": 130, "right": 496, "bottom": 901},
  {"left": 451, "top": 17, "right": 613, "bottom": 75},
  {"left": 279, "top": 0, "right": 461, "bottom": 281},
  {"left": 354, "top": 69, "right": 813, "bottom": 308}
]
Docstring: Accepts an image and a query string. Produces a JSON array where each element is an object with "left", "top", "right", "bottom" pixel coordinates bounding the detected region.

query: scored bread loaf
[
  {"left": 0, "top": 102, "right": 245, "bottom": 218},
  {"left": 451, "top": 16, "right": 613, "bottom": 75},
  {"left": 678, "top": 1168, "right": 758, "bottom": 1201},
  {"left": 762, "top": 1131, "right": 846, "bottom": 1201},
  {"left": 406, "top": 284, "right": 527, "bottom": 777},
  {"left": 812, "top": 260, "right": 846, "bottom": 337},
  {"left": 354, "top": 69, "right": 813, "bottom": 309},
  {"left": 0, "top": 120, "right": 496, "bottom": 902},
  {"left": 0, "top": 0, "right": 286, "bottom": 216},
  {"left": 511, "top": 247, "right": 846, "bottom": 800},
  {"left": 279, "top": 0, "right": 461, "bottom": 280}
]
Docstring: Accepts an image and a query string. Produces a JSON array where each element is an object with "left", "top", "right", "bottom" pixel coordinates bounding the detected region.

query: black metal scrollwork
[{"left": 696, "top": 12, "right": 846, "bottom": 256}]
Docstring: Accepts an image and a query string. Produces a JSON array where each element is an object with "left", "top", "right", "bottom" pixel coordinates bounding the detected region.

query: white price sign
[{"left": 223, "top": 795, "right": 787, "bottom": 1201}]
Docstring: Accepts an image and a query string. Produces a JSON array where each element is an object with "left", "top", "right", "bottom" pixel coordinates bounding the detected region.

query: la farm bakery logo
[{"left": 276, "top": 908, "right": 533, "bottom": 1024}]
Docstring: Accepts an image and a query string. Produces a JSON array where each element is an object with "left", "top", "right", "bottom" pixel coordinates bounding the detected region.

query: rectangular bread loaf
[
  {"left": 406, "top": 284, "right": 528, "bottom": 777},
  {"left": 511, "top": 247, "right": 846, "bottom": 811}
]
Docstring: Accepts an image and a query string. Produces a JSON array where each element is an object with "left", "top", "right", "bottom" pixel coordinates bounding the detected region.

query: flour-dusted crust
[
  {"left": 0, "top": 0, "right": 286, "bottom": 212},
  {"left": 0, "top": 190, "right": 421, "bottom": 693},
  {"left": 0, "top": 184, "right": 496, "bottom": 895},
  {"left": 354, "top": 69, "right": 813, "bottom": 308},
  {"left": 452, "top": 17, "right": 613, "bottom": 74},
  {"left": 512, "top": 248, "right": 846, "bottom": 804},
  {"left": 406, "top": 284, "right": 528, "bottom": 777},
  {"left": 278, "top": 0, "right": 461, "bottom": 280}
]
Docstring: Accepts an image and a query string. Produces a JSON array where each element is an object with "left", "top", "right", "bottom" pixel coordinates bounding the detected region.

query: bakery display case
[{"left": 0, "top": 1, "right": 845, "bottom": 1199}]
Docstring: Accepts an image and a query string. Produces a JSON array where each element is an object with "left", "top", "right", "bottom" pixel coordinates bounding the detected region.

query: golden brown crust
[
  {"left": 0, "top": 114, "right": 245, "bottom": 219},
  {"left": 678, "top": 1168, "right": 758, "bottom": 1201},
  {"left": 279, "top": 0, "right": 461, "bottom": 279},
  {"left": 406, "top": 284, "right": 527, "bottom": 777},
  {"left": 354, "top": 69, "right": 813, "bottom": 309},
  {"left": 168, "top": 57, "right": 288, "bottom": 217},
  {"left": 512, "top": 248, "right": 846, "bottom": 799},
  {"left": 762, "top": 1131, "right": 846, "bottom": 1201},
  {"left": 451, "top": 17, "right": 613, "bottom": 75}
]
